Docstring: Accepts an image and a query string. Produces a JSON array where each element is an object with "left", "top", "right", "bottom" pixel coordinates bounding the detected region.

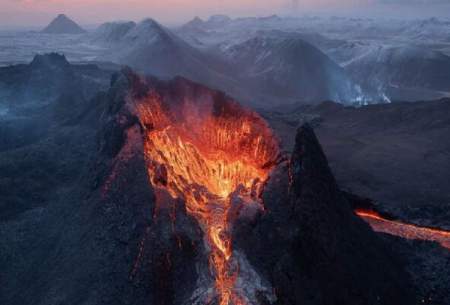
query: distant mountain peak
[
  {"left": 186, "top": 16, "right": 204, "bottom": 27},
  {"left": 137, "top": 18, "right": 167, "bottom": 34},
  {"left": 140, "top": 18, "right": 161, "bottom": 26},
  {"left": 118, "top": 18, "right": 176, "bottom": 47},
  {"left": 207, "top": 14, "right": 232, "bottom": 23},
  {"left": 42, "top": 14, "right": 86, "bottom": 34}
]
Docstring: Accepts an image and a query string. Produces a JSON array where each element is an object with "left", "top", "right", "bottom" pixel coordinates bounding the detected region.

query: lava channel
[
  {"left": 135, "top": 91, "right": 279, "bottom": 305},
  {"left": 355, "top": 209, "right": 450, "bottom": 250}
]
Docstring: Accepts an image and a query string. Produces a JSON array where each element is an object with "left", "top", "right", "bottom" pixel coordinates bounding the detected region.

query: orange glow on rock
[
  {"left": 355, "top": 209, "right": 450, "bottom": 250},
  {"left": 135, "top": 90, "right": 279, "bottom": 304}
]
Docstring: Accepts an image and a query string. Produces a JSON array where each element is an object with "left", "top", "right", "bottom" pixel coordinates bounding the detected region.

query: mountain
[
  {"left": 41, "top": 14, "right": 86, "bottom": 34},
  {"left": 100, "top": 18, "right": 208, "bottom": 77},
  {"left": 265, "top": 99, "right": 450, "bottom": 229},
  {"left": 0, "top": 68, "right": 416, "bottom": 305},
  {"left": 264, "top": 99, "right": 450, "bottom": 303},
  {"left": 220, "top": 36, "right": 365, "bottom": 104},
  {"left": 92, "top": 21, "right": 136, "bottom": 45},
  {"left": 346, "top": 46, "right": 450, "bottom": 100},
  {"left": 0, "top": 53, "right": 111, "bottom": 108},
  {"left": 177, "top": 17, "right": 209, "bottom": 47},
  {"left": 182, "top": 16, "right": 205, "bottom": 29},
  {"left": 205, "top": 14, "right": 232, "bottom": 28},
  {"left": 95, "top": 19, "right": 374, "bottom": 106},
  {"left": 96, "top": 18, "right": 239, "bottom": 102},
  {"left": 234, "top": 123, "right": 416, "bottom": 305},
  {"left": 0, "top": 54, "right": 112, "bottom": 225},
  {"left": 0, "top": 66, "right": 116, "bottom": 305}
]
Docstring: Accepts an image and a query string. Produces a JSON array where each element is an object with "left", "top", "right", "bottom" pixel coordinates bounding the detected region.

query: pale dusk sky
[{"left": 0, "top": 0, "right": 448, "bottom": 27}]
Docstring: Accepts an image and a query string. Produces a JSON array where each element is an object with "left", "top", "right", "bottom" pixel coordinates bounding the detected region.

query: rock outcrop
[{"left": 233, "top": 124, "right": 416, "bottom": 305}]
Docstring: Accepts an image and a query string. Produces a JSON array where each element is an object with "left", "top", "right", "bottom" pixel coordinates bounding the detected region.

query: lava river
[
  {"left": 135, "top": 91, "right": 279, "bottom": 305},
  {"left": 356, "top": 209, "right": 450, "bottom": 250}
]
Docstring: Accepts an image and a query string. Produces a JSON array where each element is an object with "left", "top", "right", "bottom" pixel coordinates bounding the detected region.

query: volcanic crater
[
  {"left": 133, "top": 80, "right": 280, "bottom": 305},
  {"left": 97, "top": 70, "right": 417, "bottom": 305}
]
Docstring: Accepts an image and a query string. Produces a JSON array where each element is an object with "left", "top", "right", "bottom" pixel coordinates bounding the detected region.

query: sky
[{"left": 0, "top": 0, "right": 449, "bottom": 28}]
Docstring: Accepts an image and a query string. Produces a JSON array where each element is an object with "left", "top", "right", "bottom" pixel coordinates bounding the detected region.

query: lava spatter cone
[
  {"left": 98, "top": 70, "right": 416, "bottom": 305},
  {"left": 130, "top": 75, "right": 279, "bottom": 304}
]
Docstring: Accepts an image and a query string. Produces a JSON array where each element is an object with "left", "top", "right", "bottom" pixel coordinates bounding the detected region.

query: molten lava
[
  {"left": 355, "top": 209, "right": 450, "bottom": 250},
  {"left": 135, "top": 91, "right": 279, "bottom": 305}
]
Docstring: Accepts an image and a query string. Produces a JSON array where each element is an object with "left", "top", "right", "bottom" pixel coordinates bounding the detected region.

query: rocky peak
[
  {"left": 232, "top": 123, "right": 416, "bottom": 305},
  {"left": 42, "top": 14, "right": 86, "bottom": 34}
]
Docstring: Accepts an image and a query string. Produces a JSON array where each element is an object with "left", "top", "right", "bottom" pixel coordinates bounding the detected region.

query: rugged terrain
[
  {"left": 2, "top": 56, "right": 441, "bottom": 304},
  {"left": 2, "top": 15, "right": 450, "bottom": 104},
  {"left": 264, "top": 100, "right": 450, "bottom": 229}
]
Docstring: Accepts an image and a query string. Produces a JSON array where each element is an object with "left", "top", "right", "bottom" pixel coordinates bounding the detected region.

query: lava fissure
[
  {"left": 355, "top": 209, "right": 450, "bottom": 250},
  {"left": 135, "top": 90, "right": 279, "bottom": 305}
]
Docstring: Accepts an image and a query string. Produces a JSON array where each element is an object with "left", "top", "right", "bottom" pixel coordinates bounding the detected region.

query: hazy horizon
[{"left": 1, "top": 0, "right": 450, "bottom": 29}]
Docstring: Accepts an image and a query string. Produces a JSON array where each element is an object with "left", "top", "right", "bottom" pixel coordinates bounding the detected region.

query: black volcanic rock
[
  {"left": 0, "top": 54, "right": 113, "bottom": 216},
  {"left": 0, "top": 66, "right": 419, "bottom": 305},
  {"left": 184, "top": 16, "right": 205, "bottom": 29},
  {"left": 0, "top": 63, "right": 114, "bottom": 305},
  {"left": 233, "top": 124, "right": 416, "bottom": 305},
  {"left": 94, "top": 71, "right": 206, "bottom": 305},
  {"left": 265, "top": 99, "right": 450, "bottom": 228},
  {"left": 42, "top": 14, "right": 86, "bottom": 34},
  {"left": 0, "top": 68, "right": 205, "bottom": 305},
  {"left": 101, "top": 19, "right": 364, "bottom": 107},
  {"left": 0, "top": 53, "right": 112, "bottom": 109}
]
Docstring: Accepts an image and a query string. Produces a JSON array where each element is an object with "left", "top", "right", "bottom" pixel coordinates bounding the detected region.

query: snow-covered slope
[
  {"left": 346, "top": 46, "right": 450, "bottom": 98},
  {"left": 220, "top": 36, "right": 365, "bottom": 104},
  {"left": 92, "top": 18, "right": 377, "bottom": 106},
  {"left": 93, "top": 18, "right": 241, "bottom": 103},
  {"left": 404, "top": 18, "right": 450, "bottom": 42},
  {"left": 91, "top": 21, "right": 136, "bottom": 45}
]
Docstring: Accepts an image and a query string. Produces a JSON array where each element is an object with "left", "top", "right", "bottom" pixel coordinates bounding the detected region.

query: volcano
[
  {"left": 220, "top": 36, "right": 362, "bottom": 104},
  {"left": 134, "top": 81, "right": 279, "bottom": 304},
  {"left": 0, "top": 63, "right": 418, "bottom": 305},
  {"left": 95, "top": 70, "right": 415, "bottom": 305}
]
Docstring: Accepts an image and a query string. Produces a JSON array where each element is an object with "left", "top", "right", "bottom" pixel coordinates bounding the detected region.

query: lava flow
[
  {"left": 355, "top": 209, "right": 450, "bottom": 249},
  {"left": 135, "top": 90, "right": 279, "bottom": 305}
]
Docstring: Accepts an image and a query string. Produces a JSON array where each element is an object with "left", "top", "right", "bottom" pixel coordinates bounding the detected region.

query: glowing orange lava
[
  {"left": 355, "top": 209, "right": 450, "bottom": 250},
  {"left": 135, "top": 91, "right": 279, "bottom": 305}
]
